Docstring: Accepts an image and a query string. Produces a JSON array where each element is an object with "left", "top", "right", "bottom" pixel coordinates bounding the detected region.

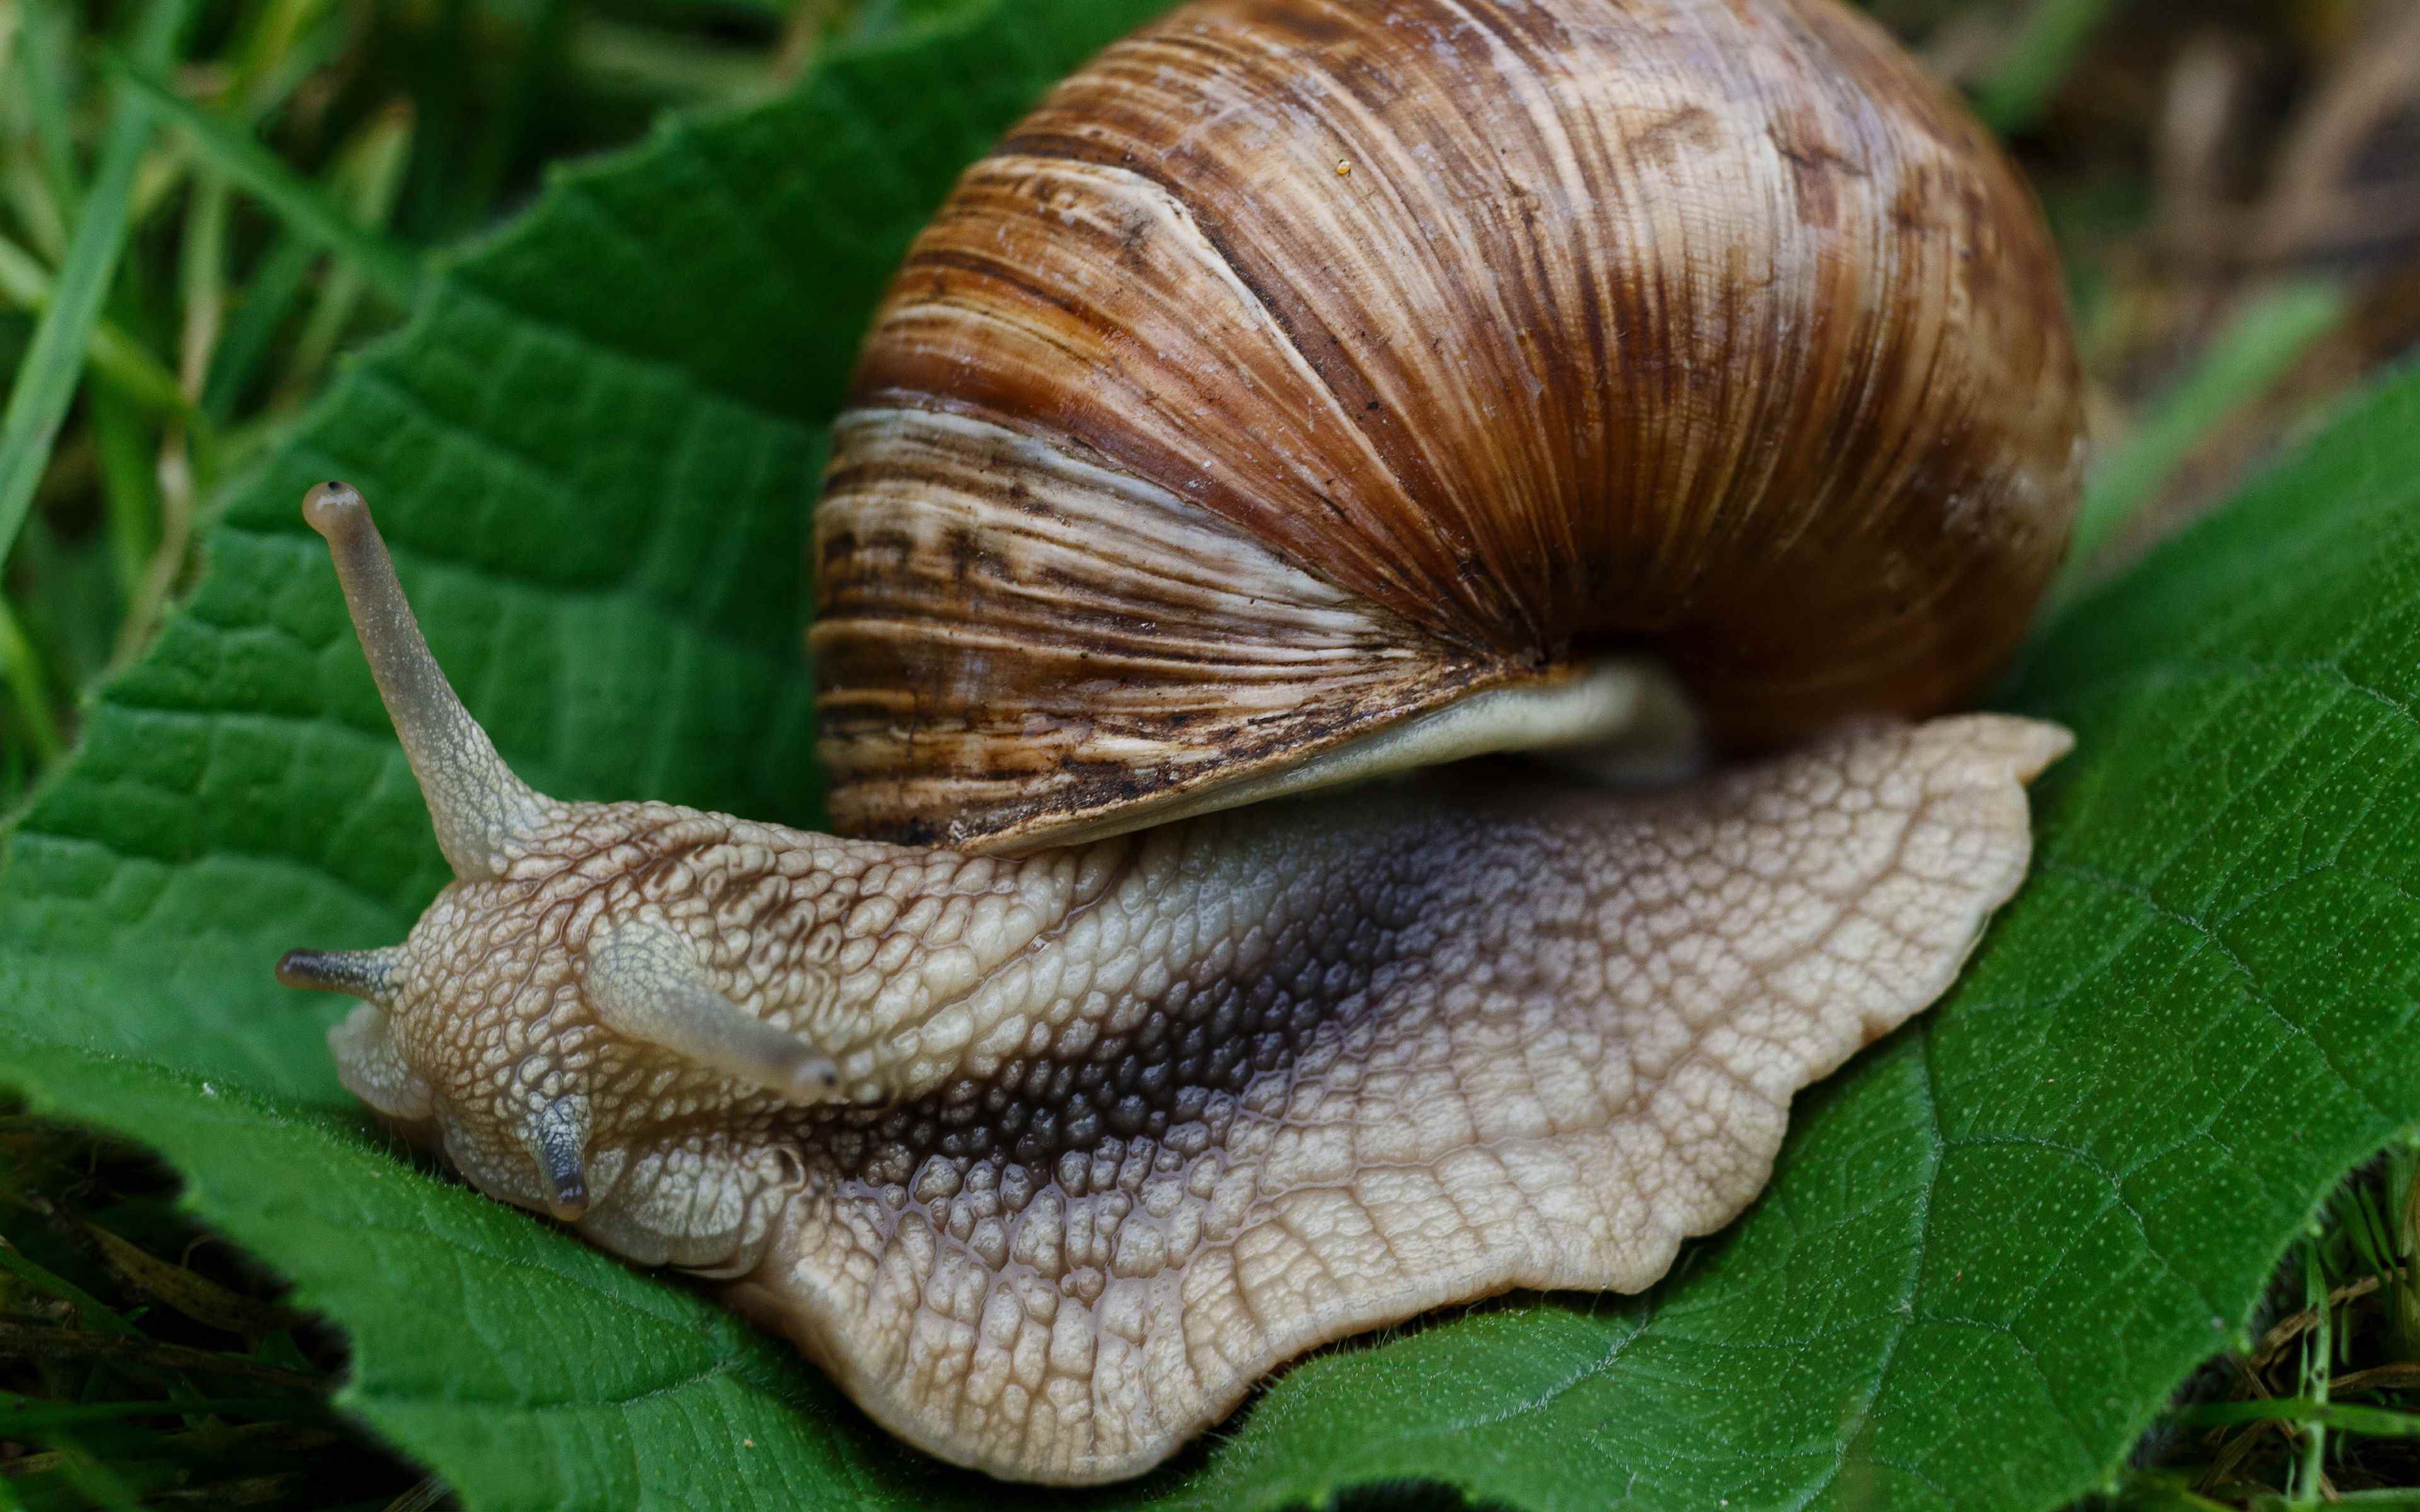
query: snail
[{"left": 275, "top": 0, "right": 2083, "bottom": 1488}]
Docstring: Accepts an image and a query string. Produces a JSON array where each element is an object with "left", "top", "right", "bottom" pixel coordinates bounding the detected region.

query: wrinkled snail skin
[
  {"left": 282, "top": 557, "right": 2066, "bottom": 1479},
  {"left": 720, "top": 721, "right": 2070, "bottom": 1481},
  {"left": 276, "top": 0, "right": 2087, "bottom": 1487},
  {"left": 815, "top": 0, "right": 2082, "bottom": 851}
]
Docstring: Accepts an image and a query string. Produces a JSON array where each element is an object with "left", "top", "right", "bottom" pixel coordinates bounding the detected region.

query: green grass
[
  {"left": 0, "top": 0, "right": 194, "bottom": 590},
  {"left": 2086, "top": 1151, "right": 2420, "bottom": 1506},
  {"left": 101, "top": 52, "right": 425, "bottom": 309},
  {"left": 0, "top": 1102, "right": 431, "bottom": 1509},
  {"left": 2053, "top": 280, "right": 2356, "bottom": 609},
  {"left": 0, "top": 0, "right": 824, "bottom": 816}
]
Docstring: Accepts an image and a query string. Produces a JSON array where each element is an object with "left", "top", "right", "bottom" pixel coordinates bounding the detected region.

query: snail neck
[{"left": 1008, "top": 657, "right": 1703, "bottom": 852}]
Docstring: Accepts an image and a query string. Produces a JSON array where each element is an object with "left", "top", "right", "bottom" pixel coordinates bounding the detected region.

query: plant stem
[{"left": 2302, "top": 1243, "right": 2332, "bottom": 1503}]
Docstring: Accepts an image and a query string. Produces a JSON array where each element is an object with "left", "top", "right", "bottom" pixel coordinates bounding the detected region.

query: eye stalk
[
  {"left": 275, "top": 946, "right": 403, "bottom": 1005},
  {"left": 585, "top": 920, "right": 843, "bottom": 1102},
  {"left": 300, "top": 480, "right": 550, "bottom": 883},
  {"left": 531, "top": 1095, "right": 593, "bottom": 1222}
]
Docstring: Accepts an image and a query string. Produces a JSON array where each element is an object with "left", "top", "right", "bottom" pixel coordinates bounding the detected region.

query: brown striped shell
[{"left": 811, "top": 0, "right": 2083, "bottom": 850}]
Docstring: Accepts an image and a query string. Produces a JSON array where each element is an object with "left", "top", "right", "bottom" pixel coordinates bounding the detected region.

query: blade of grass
[
  {"left": 173, "top": 173, "right": 230, "bottom": 495},
  {"left": 0, "top": 0, "right": 195, "bottom": 580},
  {"left": 14, "top": 0, "right": 84, "bottom": 221},
  {"left": 396, "top": 0, "right": 475, "bottom": 238},
  {"left": 277, "top": 103, "right": 413, "bottom": 401},
  {"left": 241, "top": 27, "right": 350, "bottom": 130},
  {"left": 0, "top": 593, "right": 63, "bottom": 766},
  {"left": 2345, "top": 1188, "right": 2399, "bottom": 1295},
  {"left": 454, "top": 0, "right": 570, "bottom": 228},
  {"left": 2052, "top": 278, "right": 2351, "bottom": 603},
  {"left": 0, "top": 151, "right": 73, "bottom": 266},
  {"left": 198, "top": 232, "right": 317, "bottom": 421},
  {"left": 11, "top": 495, "right": 124, "bottom": 690},
  {"left": 177, "top": 176, "right": 229, "bottom": 396},
  {"left": 89, "top": 387, "right": 161, "bottom": 601},
  {"left": 0, "top": 1319, "right": 325, "bottom": 1387},
  {"left": 568, "top": 13, "right": 783, "bottom": 103},
  {"left": 381, "top": 1480, "right": 454, "bottom": 1512},
  {"left": 1973, "top": 0, "right": 2119, "bottom": 135},
  {"left": 74, "top": 1218, "right": 308, "bottom": 1337},
  {"left": 110, "top": 438, "right": 195, "bottom": 670},
  {"left": 2400, "top": 1150, "right": 2420, "bottom": 1360},
  {"left": 0, "top": 1232, "right": 135, "bottom": 1334},
  {"left": 2112, "top": 1472, "right": 2250, "bottom": 1511},
  {"left": 643, "top": 0, "right": 798, "bottom": 21},
  {"left": 4, "top": 1383, "right": 307, "bottom": 1422},
  {"left": 2175, "top": 1398, "right": 2420, "bottom": 1440},
  {"left": 38, "top": 1435, "right": 145, "bottom": 1512},
  {"left": 101, "top": 52, "right": 425, "bottom": 309},
  {"left": 0, "top": 1392, "right": 309, "bottom": 1429},
  {"left": 224, "top": 0, "right": 339, "bottom": 115},
  {"left": 0, "top": 229, "right": 195, "bottom": 421}
]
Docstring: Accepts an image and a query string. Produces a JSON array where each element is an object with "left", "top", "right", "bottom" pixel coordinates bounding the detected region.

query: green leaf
[{"left": 3, "top": 1, "right": 2419, "bottom": 1508}]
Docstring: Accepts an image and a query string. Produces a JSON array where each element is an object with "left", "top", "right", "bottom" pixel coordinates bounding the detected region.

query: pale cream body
[{"left": 331, "top": 714, "right": 2065, "bottom": 1483}]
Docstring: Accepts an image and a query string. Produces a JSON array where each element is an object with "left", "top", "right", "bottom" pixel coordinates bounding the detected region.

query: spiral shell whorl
[{"left": 812, "top": 0, "right": 2082, "bottom": 849}]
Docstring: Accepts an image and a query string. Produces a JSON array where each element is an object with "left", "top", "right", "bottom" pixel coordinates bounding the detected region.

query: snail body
[{"left": 280, "top": 0, "right": 2082, "bottom": 1487}]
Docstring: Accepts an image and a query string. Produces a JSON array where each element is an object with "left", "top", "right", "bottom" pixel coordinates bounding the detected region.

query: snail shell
[{"left": 812, "top": 0, "right": 2082, "bottom": 850}]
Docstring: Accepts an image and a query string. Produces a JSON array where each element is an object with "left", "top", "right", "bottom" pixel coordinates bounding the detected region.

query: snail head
[{"left": 275, "top": 484, "right": 1011, "bottom": 1263}]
